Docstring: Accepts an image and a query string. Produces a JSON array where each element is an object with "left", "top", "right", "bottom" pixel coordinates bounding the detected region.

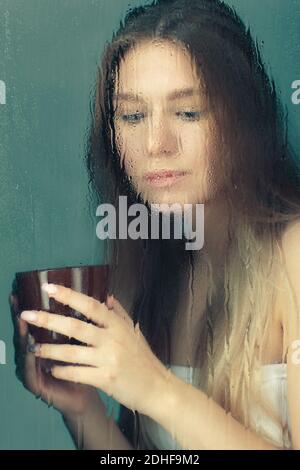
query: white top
[{"left": 140, "top": 363, "right": 292, "bottom": 450}]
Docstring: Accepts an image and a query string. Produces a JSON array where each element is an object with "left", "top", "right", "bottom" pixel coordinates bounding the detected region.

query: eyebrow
[{"left": 114, "top": 87, "right": 201, "bottom": 103}]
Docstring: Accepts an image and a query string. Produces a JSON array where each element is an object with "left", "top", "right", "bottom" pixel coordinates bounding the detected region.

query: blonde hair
[{"left": 133, "top": 210, "right": 299, "bottom": 450}]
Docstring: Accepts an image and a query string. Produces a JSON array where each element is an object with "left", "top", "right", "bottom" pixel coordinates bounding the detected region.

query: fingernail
[
  {"left": 21, "top": 311, "right": 38, "bottom": 322},
  {"left": 28, "top": 343, "right": 40, "bottom": 354},
  {"left": 42, "top": 283, "right": 58, "bottom": 295},
  {"left": 28, "top": 333, "right": 35, "bottom": 346}
]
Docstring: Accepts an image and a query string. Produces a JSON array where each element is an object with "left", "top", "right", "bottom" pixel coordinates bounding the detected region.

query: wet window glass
[{"left": 1, "top": 0, "right": 300, "bottom": 453}]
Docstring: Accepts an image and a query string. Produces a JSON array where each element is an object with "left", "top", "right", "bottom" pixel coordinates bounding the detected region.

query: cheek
[
  {"left": 115, "top": 127, "right": 147, "bottom": 179},
  {"left": 180, "top": 125, "right": 222, "bottom": 200},
  {"left": 179, "top": 124, "right": 213, "bottom": 172}
]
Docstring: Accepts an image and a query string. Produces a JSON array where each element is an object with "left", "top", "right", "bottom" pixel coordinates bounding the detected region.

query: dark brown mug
[{"left": 13, "top": 264, "right": 109, "bottom": 371}]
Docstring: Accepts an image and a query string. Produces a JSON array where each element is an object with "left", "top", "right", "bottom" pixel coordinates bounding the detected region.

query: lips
[{"left": 143, "top": 169, "right": 191, "bottom": 187}]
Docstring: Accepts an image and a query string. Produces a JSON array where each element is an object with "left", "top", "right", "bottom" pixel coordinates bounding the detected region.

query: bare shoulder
[
  {"left": 277, "top": 215, "right": 300, "bottom": 345},
  {"left": 279, "top": 216, "right": 300, "bottom": 285},
  {"left": 278, "top": 216, "right": 300, "bottom": 449},
  {"left": 281, "top": 216, "right": 300, "bottom": 254}
]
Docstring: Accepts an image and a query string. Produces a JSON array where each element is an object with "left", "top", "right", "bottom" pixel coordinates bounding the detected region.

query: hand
[
  {"left": 20, "top": 283, "right": 170, "bottom": 416},
  {"left": 9, "top": 293, "right": 100, "bottom": 417}
]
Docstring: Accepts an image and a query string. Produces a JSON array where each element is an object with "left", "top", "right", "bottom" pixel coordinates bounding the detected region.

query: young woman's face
[{"left": 113, "top": 40, "right": 223, "bottom": 208}]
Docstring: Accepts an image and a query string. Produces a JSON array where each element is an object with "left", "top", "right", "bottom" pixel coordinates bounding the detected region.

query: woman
[{"left": 11, "top": 0, "right": 300, "bottom": 450}]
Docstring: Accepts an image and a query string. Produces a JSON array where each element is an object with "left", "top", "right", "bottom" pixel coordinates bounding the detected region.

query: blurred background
[{"left": 0, "top": 0, "right": 299, "bottom": 449}]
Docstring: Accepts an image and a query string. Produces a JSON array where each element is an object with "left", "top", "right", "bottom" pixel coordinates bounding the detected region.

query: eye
[
  {"left": 120, "top": 112, "right": 145, "bottom": 124},
  {"left": 175, "top": 111, "right": 201, "bottom": 121}
]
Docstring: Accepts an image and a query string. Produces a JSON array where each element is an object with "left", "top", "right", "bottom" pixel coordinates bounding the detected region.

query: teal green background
[{"left": 0, "top": 0, "right": 299, "bottom": 449}]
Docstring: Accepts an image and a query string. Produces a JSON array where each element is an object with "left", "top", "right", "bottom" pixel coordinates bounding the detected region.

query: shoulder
[
  {"left": 278, "top": 216, "right": 300, "bottom": 344},
  {"left": 278, "top": 216, "right": 300, "bottom": 450},
  {"left": 281, "top": 216, "right": 300, "bottom": 259}
]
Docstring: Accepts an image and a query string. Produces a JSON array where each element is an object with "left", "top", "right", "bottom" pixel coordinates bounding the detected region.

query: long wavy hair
[{"left": 85, "top": 0, "right": 300, "bottom": 449}]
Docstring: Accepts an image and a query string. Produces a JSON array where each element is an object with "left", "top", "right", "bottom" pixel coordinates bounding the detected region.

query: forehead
[{"left": 113, "top": 40, "right": 203, "bottom": 102}]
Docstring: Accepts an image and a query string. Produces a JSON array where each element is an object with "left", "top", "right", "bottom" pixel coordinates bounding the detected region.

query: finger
[
  {"left": 51, "top": 365, "right": 104, "bottom": 389},
  {"left": 41, "top": 283, "right": 112, "bottom": 328},
  {"left": 15, "top": 316, "right": 29, "bottom": 354},
  {"left": 33, "top": 357, "right": 59, "bottom": 403},
  {"left": 20, "top": 310, "right": 102, "bottom": 346},
  {"left": 26, "top": 355, "right": 65, "bottom": 403},
  {"left": 37, "top": 370, "right": 88, "bottom": 410},
  {"left": 35, "top": 344, "right": 98, "bottom": 366},
  {"left": 21, "top": 349, "right": 42, "bottom": 396}
]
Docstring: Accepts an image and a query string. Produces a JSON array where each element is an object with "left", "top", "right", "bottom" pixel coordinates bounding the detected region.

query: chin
[{"left": 141, "top": 191, "right": 203, "bottom": 208}]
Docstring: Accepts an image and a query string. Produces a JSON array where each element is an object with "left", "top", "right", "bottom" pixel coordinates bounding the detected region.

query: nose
[{"left": 146, "top": 109, "right": 178, "bottom": 158}]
